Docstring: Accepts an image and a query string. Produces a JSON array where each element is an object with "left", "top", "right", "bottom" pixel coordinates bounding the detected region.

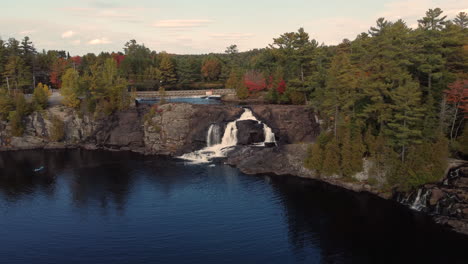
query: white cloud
[
  {"left": 87, "top": 37, "right": 111, "bottom": 45},
  {"left": 19, "top": 29, "right": 36, "bottom": 35},
  {"left": 61, "top": 30, "right": 75, "bottom": 38},
  {"left": 153, "top": 19, "right": 213, "bottom": 28},
  {"left": 209, "top": 33, "right": 254, "bottom": 40}
]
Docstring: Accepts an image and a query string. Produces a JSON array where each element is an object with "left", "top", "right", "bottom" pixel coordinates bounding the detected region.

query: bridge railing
[{"left": 136, "top": 89, "right": 235, "bottom": 98}]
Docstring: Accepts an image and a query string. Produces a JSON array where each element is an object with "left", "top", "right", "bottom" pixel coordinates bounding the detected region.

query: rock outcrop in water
[{"left": 396, "top": 162, "right": 468, "bottom": 235}]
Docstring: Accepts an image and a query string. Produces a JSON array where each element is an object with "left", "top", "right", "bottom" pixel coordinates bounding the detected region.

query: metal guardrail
[{"left": 136, "top": 89, "right": 235, "bottom": 99}]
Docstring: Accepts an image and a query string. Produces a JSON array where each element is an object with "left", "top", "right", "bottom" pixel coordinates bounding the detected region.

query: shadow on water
[
  {"left": 0, "top": 149, "right": 136, "bottom": 211},
  {"left": 1, "top": 149, "right": 468, "bottom": 263},
  {"left": 268, "top": 175, "right": 468, "bottom": 263}
]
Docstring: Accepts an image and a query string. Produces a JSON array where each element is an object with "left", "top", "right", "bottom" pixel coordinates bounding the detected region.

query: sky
[{"left": 0, "top": 0, "right": 466, "bottom": 55}]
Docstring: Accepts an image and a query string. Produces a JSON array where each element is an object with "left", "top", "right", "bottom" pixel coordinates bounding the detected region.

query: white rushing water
[{"left": 179, "top": 108, "right": 276, "bottom": 163}]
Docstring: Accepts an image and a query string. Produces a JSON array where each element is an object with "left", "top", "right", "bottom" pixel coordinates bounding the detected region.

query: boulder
[{"left": 236, "top": 120, "right": 265, "bottom": 145}]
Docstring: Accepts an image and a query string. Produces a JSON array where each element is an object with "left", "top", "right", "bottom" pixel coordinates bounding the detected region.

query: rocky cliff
[{"left": 0, "top": 103, "right": 319, "bottom": 156}]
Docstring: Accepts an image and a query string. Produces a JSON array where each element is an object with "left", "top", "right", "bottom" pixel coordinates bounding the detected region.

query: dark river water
[{"left": 0, "top": 150, "right": 467, "bottom": 264}]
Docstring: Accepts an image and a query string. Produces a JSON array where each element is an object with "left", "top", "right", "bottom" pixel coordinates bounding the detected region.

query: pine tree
[
  {"left": 340, "top": 123, "right": 355, "bottom": 177},
  {"left": 322, "top": 139, "right": 341, "bottom": 176},
  {"left": 454, "top": 12, "right": 468, "bottom": 29},
  {"left": 322, "top": 49, "right": 359, "bottom": 136},
  {"left": 361, "top": 19, "right": 413, "bottom": 128},
  {"left": 159, "top": 53, "right": 177, "bottom": 85},
  {"left": 387, "top": 78, "right": 425, "bottom": 162},
  {"left": 417, "top": 8, "right": 447, "bottom": 31},
  {"left": 305, "top": 143, "right": 324, "bottom": 173},
  {"left": 350, "top": 127, "right": 365, "bottom": 172}
]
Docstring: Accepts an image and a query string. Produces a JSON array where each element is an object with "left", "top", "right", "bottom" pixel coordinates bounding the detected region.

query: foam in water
[{"left": 179, "top": 108, "right": 276, "bottom": 163}]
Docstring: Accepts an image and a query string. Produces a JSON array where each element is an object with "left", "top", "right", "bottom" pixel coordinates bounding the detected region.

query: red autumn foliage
[
  {"left": 266, "top": 75, "right": 286, "bottom": 94},
  {"left": 445, "top": 79, "right": 468, "bottom": 119},
  {"left": 277, "top": 79, "right": 286, "bottom": 94},
  {"left": 70, "top": 56, "right": 82, "bottom": 67},
  {"left": 112, "top": 53, "right": 126, "bottom": 67},
  {"left": 244, "top": 70, "right": 266, "bottom": 92},
  {"left": 50, "top": 58, "right": 68, "bottom": 88}
]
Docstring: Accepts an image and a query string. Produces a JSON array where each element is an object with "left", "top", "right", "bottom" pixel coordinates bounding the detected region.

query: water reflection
[
  {"left": 1, "top": 149, "right": 468, "bottom": 264},
  {"left": 268, "top": 176, "right": 468, "bottom": 263}
]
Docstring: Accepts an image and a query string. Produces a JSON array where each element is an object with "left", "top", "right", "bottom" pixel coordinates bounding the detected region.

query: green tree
[
  {"left": 454, "top": 12, "right": 468, "bottom": 29},
  {"left": 321, "top": 49, "right": 360, "bottom": 136},
  {"left": 32, "top": 82, "right": 49, "bottom": 110},
  {"left": 61, "top": 68, "right": 81, "bottom": 108},
  {"left": 0, "top": 88, "right": 14, "bottom": 120},
  {"left": 417, "top": 8, "right": 447, "bottom": 30},
  {"left": 322, "top": 139, "right": 341, "bottom": 176},
  {"left": 159, "top": 53, "right": 177, "bottom": 85},
  {"left": 387, "top": 78, "right": 425, "bottom": 162},
  {"left": 305, "top": 143, "right": 323, "bottom": 173}
]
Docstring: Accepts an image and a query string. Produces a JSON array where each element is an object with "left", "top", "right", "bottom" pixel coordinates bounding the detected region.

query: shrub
[
  {"left": 49, "top": 115, "right": 65, "bottom": 142},
  {"left": 32, "top": 83, "right": 50, "bottom": 110},
  {"left": 8, "top": 110, "right": 24, "bottom": 137},
  {"left": 0, "top": 91, "right": 14, "bottom": 121}
]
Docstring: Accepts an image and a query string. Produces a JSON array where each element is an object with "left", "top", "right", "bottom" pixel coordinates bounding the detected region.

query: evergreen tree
[
  {"left": 387, "top": 78, "right": 425, "bottom": 162},
  {"left": 321, "top": 48, "right": 359, "bottom": 136},
  {"left": 159, "top": 53, "right": 177, "bottom": 85},
  {"left": 454, "top": 12, "right": 468, "bottom": 29},
  {"left": 322, "top": 139, "right": 341, "bottom": 176},
  {"left": 305, "top": 142, "right": 324, "bottom": 173},
  {"left": 417, "top": 8, "right": 447, "bottom": 31}
]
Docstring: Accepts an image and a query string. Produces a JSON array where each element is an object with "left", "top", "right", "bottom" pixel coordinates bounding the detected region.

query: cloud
[
  {"left": 153, "top": 19, "right": 213, "bottom": 28},
  {"left": 87, "top": 37, "right": 111, "bottom": 45},
  {"left": 61, "top": 30, "right": 75, "bottom": 38},
  {"left": 19, "top": 30, "right": 36, "bottom": 35},
  {"left": 87, "top": 0, "right": 120, "bottom": 9},
  {"left": 209, "top": 33, "right": 254, "bottom": 40},
  {"left": 71, "top": 39, "right": 81, "bottom": 45},
  {"left": 59, "top": 7, "right": 144, "bottom": 23}
]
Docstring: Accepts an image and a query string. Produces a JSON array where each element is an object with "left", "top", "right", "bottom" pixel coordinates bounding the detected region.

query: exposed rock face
[
  {"left": 227, "top": 144, "right": 379, "bottom": 194},
  {"left": 143, "top": 104, "right": 243, "bottom": 155},
  {"left": 396, "top": 164, "right": 468, "bottom": 235},
  {"left": 249, "top": 105, "right": 320, "bottom": 144},
  {"left": 0, "top": 104, "right": 318, "bottom": 155},
  {"left": 236, "top": 120, "right": 265, "bottom": 145}
]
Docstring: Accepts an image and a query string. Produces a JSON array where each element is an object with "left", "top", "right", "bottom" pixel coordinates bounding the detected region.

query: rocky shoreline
[{"left": 1, "top": 103, "right": 467, "bottom": 235}]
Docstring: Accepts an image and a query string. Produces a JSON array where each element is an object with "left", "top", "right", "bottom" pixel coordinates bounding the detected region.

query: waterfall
[
  {"left": 409, "top": 188, "right": 431, "bottom": 211},
  {"left": 264, "top": 125, "right": 275, "bottom": 143},
  {"left": 207, "top": 124, "right": 222, "bottom": 147},
  {"left": 179, "top": 108, "right": 277, "bottom": 163}
]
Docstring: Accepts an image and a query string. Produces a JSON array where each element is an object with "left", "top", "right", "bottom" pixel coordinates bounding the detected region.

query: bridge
[{"left": 135, "top": 89, "right": 235, "bottom": 100}]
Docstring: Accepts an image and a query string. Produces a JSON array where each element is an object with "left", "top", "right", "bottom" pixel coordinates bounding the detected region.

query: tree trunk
[
  {"left": 450, "top": 103, "right": 459, "bottom": 141},
  {"left": 402, "top": 117, "right": 407, "bottom": 163},
  {"left": 428, "top": 72, "right": 432, "bottom": 94},
  {"left": 454, "top": 117, "right": 464, "bottom": 140},
  {"left": 334, "top": 106, "right": 339, "bottom": 138},
  {"left": 439, "top": 94, "right": 447, "bottom": 131},
  {"left": 300, "top": 64, "right": 304, "bottom": 82}
]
